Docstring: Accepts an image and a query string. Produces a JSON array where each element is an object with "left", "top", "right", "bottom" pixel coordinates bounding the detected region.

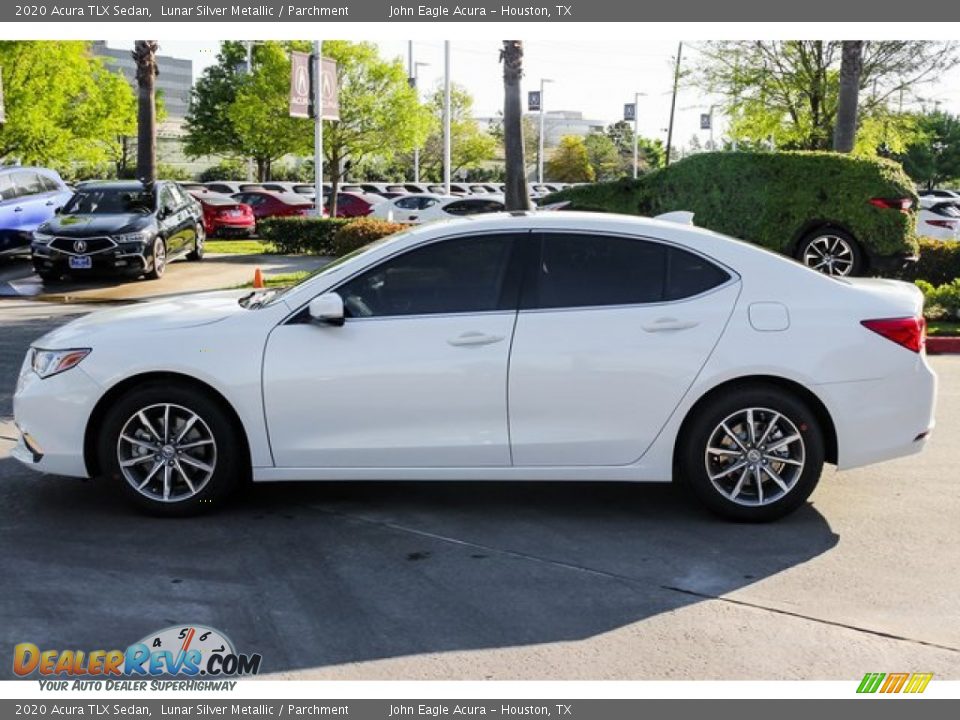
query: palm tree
[
  {"left": 133, "top": 41, "right": 159, "bottom": 187},
  {"left": 500, "top": 41, "right": 531, "bottom": 211},
  {"left": 833, "top": 41, "right": 864, "bottom": 153}
]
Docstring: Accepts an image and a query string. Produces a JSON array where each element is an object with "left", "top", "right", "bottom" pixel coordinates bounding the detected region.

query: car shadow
[{"left": 0, "top": 457, "right": 838, "bottom": 678}]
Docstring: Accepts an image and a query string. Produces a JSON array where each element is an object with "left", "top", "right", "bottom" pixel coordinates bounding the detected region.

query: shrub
[
  {"left": 258, "top": 217, "right": 352, "bottom": 255},
  {"left": 899, "top": 239, "right": 960, "bottom": 286},
  {"left": 257, "top": 217, "right": 408, "bottom": 255},
  {"left": 916, "top": 278, "right": 960, "bottom": 320},
  {"left": 331, "top": 218, "right": 410, "bottom": 255},
  {"left": 199, "top": 160, "right": 247, "bottom": 183},
  {"left": 546, "top": 151, "right": 919, "bottom": 263}
]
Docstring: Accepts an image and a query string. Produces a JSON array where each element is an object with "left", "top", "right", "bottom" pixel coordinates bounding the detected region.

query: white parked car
[
  {"left": 412, "top": 195, "right": 506, "bottom": 223},
  {"left": 918, "top": 197, "right": 960, "bottom": 241},
  {"left": 13, "top": 212, "right": 936, "bottom": 521},
  {"left": 369, "top": 193, "right": 455, "bottom": 223}
]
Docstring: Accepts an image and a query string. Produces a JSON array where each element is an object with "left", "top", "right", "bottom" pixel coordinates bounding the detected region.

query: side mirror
[{"left": 308, "top": 292, "right": 345, "bottom": 327}]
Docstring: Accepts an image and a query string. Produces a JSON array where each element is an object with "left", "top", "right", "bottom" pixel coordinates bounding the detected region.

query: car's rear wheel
[
  {"left": 187, "top": 225, "right": 205, "bottom": 261},
  {"left": 796, "top": 228, "right": 863, "bottom": 277},
  {"left": 144, "top": 237, "right": 167, "bottom": 279},
  {"left": 97, "top": 382, "right": 245, "bottom": 516},
  {"left": 678, "top": 385, "right": 825, "bottom": 522}
]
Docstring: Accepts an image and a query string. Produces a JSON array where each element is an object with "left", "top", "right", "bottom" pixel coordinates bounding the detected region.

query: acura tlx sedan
[{"left": 12, "top": 212, "right": 937, "bottom": 521}]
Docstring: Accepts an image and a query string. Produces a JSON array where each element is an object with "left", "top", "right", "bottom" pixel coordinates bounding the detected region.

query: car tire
[
  {"left": 187, "top": 225, "right": 205, "bottom": 261},
  {"left": 795, "top": 228, "right": 864, "bottom": 277},
  {"left": 144, "top": 237, "right": 167, "bottom": 280},
  {"left": 96, "top": 381, "right": 246, "bottom": 517},
  {"left": 678, "top": 385, "right": 825, "bottom": 522}
]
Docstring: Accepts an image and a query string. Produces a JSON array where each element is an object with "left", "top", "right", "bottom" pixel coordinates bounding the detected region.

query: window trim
[
  {"left": 282, "top": 230, "right": 532, "bottom": 325},
  {"left": 520, "top": 230, "right": 739, "bottom": 314}
]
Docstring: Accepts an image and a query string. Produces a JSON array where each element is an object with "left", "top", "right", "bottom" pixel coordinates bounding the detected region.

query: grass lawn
[
  {"left": 205, "top": 239, "right": 274, "bottom": 255},
  {"left": 237, "top": 271, "right": 310, "bottom": 289},
  {"left": 928, "top": 320, "right": 960, "bottom": 337}
]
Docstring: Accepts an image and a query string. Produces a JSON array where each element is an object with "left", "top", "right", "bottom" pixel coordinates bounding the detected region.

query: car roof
[{"left": 74, "top": 180, "right": 161, "bottom": 191}]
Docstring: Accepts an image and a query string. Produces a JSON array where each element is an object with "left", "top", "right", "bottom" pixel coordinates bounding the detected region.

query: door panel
[
  {"left": 508, "top": 232, "right": 739, "bottom": 467},
  {"left": 263, "top": 232, "right": 525, "bottom": 469},
  {"left": 263, "top": 313, "right": 516, "bottom": 467}
]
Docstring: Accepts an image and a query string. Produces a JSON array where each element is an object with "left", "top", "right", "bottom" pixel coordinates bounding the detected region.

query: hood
[
  {"left": 33, "top": 291, "right": 249, "bottom": 349},
  {"left": 41, "top": 213, "right": 154, "bottom": 237}
]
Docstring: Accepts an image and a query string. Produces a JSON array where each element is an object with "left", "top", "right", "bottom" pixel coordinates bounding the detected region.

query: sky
[{"left": 108, "top": 39, "right": 960, "bottom": 152}]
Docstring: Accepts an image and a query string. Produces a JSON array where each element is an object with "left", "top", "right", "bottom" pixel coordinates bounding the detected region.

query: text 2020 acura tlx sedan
[{"left": 12, "top": 212, "right": 937, "bottom": 521}]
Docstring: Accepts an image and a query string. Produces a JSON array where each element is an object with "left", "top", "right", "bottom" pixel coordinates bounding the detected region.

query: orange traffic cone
[{"left": 253, "top": 267, "right": 265, "bottom": 289}]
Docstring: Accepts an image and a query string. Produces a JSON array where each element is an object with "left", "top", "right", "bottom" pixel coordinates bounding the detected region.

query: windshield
[{"left": 63, "top": 189, "right": 155, "bottom": 215}]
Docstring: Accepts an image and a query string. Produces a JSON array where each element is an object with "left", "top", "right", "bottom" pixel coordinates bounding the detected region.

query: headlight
[
  {"left": 33, "top": 232, "right": 54, "bottom": 245},
  {"left": 30, "top": 348, "right": 91, "bottom": 379},
  {"left": 113, "top": 230, "right": 153, "bottom": 244}
]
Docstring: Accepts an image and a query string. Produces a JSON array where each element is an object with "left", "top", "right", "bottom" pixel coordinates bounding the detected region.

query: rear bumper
[{"left": 815, "top": 355, "right": 937, "bottom": 470}]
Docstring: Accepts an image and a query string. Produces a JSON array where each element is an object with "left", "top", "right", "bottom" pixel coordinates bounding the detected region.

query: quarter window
[
  {"left": 336, "top": 235, "right": 518, "bottom": 318},
  {"left": 0, "top": 174, "right": 17, "bottom": 201}
]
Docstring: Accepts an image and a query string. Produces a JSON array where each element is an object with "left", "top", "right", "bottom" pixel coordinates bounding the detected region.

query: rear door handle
[
  {"left": 447, "top": 332, "right": 505, "bottom": 347},
  {"left": 642, "top": 317, "right": 700, "bottom": 332}
]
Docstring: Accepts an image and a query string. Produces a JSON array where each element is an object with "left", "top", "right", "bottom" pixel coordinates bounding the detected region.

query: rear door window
[{"left": 13, "top": 171, "right": 45, "bottom": 198}]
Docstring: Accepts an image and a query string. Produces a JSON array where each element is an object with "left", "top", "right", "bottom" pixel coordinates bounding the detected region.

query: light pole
[
  {"left": 313, "top": 40, "right": 323, "bottom": 218},
  {"left": 443, "top": 41, "right": 451, "bottom": 195},
  {"left": 244, "top": 41, "right": 255, "bottom": 181},
  {"left": 631, "top": 92, "right": 647, "bottom": 179},
  {"left": 537, "top": 78, "right": 553, "bottom": 184},
  {"left": 412, "top": 61, "right": 429, "bottom": 183}
]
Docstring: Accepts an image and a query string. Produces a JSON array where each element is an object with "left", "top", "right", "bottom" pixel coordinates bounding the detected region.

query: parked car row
[{"left": 918, "top": 190, "right": 960, "bottom": 242}]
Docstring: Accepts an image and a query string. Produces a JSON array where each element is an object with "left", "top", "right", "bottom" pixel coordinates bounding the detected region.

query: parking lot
[{"left": 0, "top": 298, "right": 958, "bottom": 680}]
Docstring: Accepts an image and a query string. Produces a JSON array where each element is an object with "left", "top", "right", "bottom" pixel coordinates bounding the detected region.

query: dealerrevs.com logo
[
  {"left": 857, "top": 672, "right": 933, "bottom": 694},
  {"left": 13, "top": 625, "right": 262, "bottom": 682}
]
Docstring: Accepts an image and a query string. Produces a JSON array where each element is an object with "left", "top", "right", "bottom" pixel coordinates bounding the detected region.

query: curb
[{"left": 927, "top": 336, "right": 960, "bottom": 355}]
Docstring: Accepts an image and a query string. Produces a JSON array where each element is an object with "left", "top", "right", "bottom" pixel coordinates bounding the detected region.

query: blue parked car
[{"left": 0, "top": 166, "right": 74, "bottom": 258}]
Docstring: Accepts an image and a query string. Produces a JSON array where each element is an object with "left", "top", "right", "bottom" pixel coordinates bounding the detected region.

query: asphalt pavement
[{"left": 0, "top": 300, "right": 958, "bottom": 680}]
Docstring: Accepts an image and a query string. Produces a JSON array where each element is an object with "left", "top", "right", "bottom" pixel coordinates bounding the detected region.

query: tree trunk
[
  {"left": 501, "top": 41, "right": 531, "bottom": 211},
  {"left": 329, "top": 149, "right": 341, "bottom": 218},
  {"left": 833, "top": 41, "right": 864, "bottom": 153},
  {"left": 133, "top": 41, "right": 159, "bottom": 188}
]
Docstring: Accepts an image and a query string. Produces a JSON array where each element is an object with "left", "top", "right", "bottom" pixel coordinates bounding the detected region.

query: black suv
[{"left": 31, "top": 180, "right": 205, "bottom": 281}]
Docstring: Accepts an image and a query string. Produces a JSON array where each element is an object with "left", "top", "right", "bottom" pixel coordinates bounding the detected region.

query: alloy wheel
[
  {"left": 116, "top": 403, "right": 217, "bottom": 503},
  {"left": 704, "top": 407, "right": 806, "bottom": 507},
  {"left": 802, "top": 235, "right": 855, "bottom": 276},
  {"left": 153, "top": 239, "right": 166, "bottom": 274}
]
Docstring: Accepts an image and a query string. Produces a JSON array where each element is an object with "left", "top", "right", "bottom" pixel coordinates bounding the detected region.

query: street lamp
[
  {"left": 412, "top": 61, "right": 430, "bottom": 183},
  {"left": 537, "top": 78, "right": 553, "bottom": 184},
  {"left": 242, "top": 40, "right": 266, "bottom": 182},
  {"left": 631, "top": 92, "right": 647, "bottom": 179}
]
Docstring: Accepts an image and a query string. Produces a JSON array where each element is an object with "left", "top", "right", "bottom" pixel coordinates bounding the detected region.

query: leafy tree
[
  {"left": 416, "top": 84, "right": 497, "bottom": 182},
  {"left": 604, "top": 121, "right": 665, "bottom": 173},
  {"left": 0, "top": 41, "right": 137, "bottom": 168},
  {"left": 183, "top": 41, "right": 247, "bottom": 160},
  {"left": 696, "top": 41, "right": 958, "bottom": 151},
  {"left": 897, "top": 112, "right": 960, "bottom": 190},
  {"left": 321, "top": 40, "right": 430, "bottom": 215},
  {"left": 229, "top": 42, "right": 314, "bottom": 181},
  {"left": 583, "top": 133, "right": 621, "bottom": 181},
  {"left": 546, "top": 135, "right": 595, "bottom": 182},
  {"left": 488, "top": 111, "right": 539, "bottom": 164}
]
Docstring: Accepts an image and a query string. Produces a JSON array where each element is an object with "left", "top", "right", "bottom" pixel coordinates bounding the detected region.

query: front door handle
[
  {"left": 13, "top": 206, "right": 23, "bottom": 212},
  {"left": 447, "top": 332, "right": 505, "bottom": 347},
  {"left": 642, "top": 317, "right": 700, "bottom": 332}
]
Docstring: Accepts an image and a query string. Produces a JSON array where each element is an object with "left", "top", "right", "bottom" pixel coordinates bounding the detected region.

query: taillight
[
  {"left": 861, "top": 316, "right": 926, "bottom": 353},
  {"left": 869, "top": 197, "right": 913, "bottom": 213},
  {"left": 925, "top": 219, "right": 957, "bottom": 229}
]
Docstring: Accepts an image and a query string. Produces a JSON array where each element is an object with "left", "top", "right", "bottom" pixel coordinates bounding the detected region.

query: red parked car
[
  {"left": 231, "top": 190, "right": 314, "bottom": 220},
  {"left": 325, "top": 191, "right": 384, "bottom": 218},
  {"left": 187, "top": 190, "right": 256, "bottom": 238}
]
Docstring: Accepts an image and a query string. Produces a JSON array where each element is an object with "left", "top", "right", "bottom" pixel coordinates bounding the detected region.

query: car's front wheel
[
  {"left": 796, "top": 228, "right": 864, "bottom": 277},
  {"left": 97, "top": 382, "right": 245, "bottom": 516},
  {"left": 187, "top": 225, "right": 205, "bottom": 261},
  {"left": 678, "top": 385, "right": 825, "bottom": 522},
  {"left": 144, "top": 237, "right": 167, "bottom": 280}
]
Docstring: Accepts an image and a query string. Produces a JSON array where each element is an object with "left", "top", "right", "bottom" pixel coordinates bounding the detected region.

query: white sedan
[
  {"left": 918, "top": 197, "right": 960, "bottom": 241},
  {"left": 12, "top": 212, "right": 936, "bottom": 521},
  {"left": 374, "top": 195, "right": 506, "bottom": 224}
]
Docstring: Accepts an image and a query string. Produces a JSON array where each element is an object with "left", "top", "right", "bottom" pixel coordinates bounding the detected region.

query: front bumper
[
  {"left": 32, "top": 241, "right": 150, "bottom": 277},
  {"left": 12, "top": 361, "right": 102, "bottom": 478}
]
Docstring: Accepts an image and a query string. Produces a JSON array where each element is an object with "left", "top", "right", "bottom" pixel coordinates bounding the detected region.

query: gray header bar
[{"left": 3, "top": 0, "right": 956, "bottom": 22}]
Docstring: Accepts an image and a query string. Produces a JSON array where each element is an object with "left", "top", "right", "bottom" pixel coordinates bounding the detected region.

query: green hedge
[
  {"left": 258, "top": 216, "right": 409, "bottom": 256},
  {"left": 917, "top": 278, "right": 960, "bottom": 320},
  {"left": 546, "top": 152, "right": 919, "bottom": 260},
  {"left": 258, "top": 217, "right": 352, "bottom": 254},
  {"left": 899, "top": 239, "right": 960, "bottom": 286}
]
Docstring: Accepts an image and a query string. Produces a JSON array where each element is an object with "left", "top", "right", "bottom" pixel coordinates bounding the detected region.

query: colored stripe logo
[{"left": 857, "top": 672, "right": 933, "bottom": 694}]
